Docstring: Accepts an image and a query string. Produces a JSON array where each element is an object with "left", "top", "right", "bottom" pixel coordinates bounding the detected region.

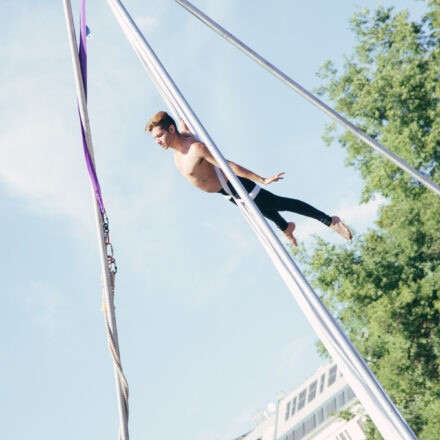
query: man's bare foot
[
  {"left": 283, "top": 222, "right": 298, "bottom": 247},
  {"left": 329, "top": 216, "right": 352, "bottom": 241}
]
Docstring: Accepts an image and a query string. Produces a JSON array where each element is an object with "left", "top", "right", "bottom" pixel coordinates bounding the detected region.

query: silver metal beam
[{"left": 175, "top": 0, "right": 440, "bottom": 197}]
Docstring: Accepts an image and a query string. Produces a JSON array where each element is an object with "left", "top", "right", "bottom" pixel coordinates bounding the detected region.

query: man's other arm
[{"left": 194, "top": 142, "right": 285, "bottom": 184}]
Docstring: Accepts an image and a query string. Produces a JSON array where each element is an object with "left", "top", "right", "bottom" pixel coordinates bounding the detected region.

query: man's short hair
[{"left": 145, "top": 111, "right": 178, "bottom": 133}]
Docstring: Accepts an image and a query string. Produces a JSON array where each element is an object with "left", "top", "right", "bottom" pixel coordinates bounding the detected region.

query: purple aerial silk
[{"left": 78, "top": 0, "right": 106, "bottom": 214}]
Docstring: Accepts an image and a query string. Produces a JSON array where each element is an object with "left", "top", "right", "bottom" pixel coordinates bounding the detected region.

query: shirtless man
[{"left": 145, "top": 111, "right": 352, "bottom": 246}]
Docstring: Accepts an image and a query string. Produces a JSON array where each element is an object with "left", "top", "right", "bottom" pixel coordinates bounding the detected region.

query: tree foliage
[{"left": 296, "top": 2, "right": 440, "bottom": 438}]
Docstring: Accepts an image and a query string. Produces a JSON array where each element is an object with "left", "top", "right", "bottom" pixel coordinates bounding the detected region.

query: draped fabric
[{"left": 78, "top": 0, "right": 106, "bottom": 214}]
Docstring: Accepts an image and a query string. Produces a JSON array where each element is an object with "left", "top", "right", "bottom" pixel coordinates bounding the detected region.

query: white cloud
[
  {"left": 136, "top": 15, "right": 158, "bottom": 31},
  {"left": 204, "top": 0, "right": 235, "bottom": 21},
  {"left": 337, "top": 194, "right": 387, "bottom": 225},
  {"left": 275, "top": 333, "right": 317, "bottom": 373},
  {"left": 295, "top": 194, "right": 387, "bottom": 243},
  {"left": 14, "top": 281, "right": 68, "bottom": 330},
  {"left": 0, "top": 4, "right": 95, "bottom": 226},
  {"left": 0, "top": 91, "right": 91, "bottom": 225},
  {"left": 0, "top": 2, "right": 166, "bottom": 231}
]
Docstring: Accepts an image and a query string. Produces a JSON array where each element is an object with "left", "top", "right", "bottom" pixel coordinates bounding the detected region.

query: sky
[{"left": 0, "top": 1, "right": 428, "bottom": 439}]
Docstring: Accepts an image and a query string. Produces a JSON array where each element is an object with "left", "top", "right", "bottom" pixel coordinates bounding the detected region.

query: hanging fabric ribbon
[
  {"left": 63, "top": 1, "right": 129, "bottom": 439},
  {"left": 78, "top": 0, "right": 106, "bottom": 215}
]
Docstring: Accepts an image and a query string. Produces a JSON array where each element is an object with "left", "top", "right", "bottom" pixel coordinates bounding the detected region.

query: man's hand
[
  {"left": 179, "top": 119, "right": 190, "bottom": 133},
  {"left": 263, "top": 172, "right": 285, "bottom": 185}
]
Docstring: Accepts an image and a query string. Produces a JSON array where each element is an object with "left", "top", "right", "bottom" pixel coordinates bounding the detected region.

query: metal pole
[
  {"left": 106, "top": 1, "right": 416, "bottom": 438},
  {"left": 106, "top": 0, "right": 182, "bottom": 123},
  {"left": 175, "top": 0, "right": 440, "bottom": 198},
  {"left": 62, "top": 2, "right": 129, "bottom": 439}
]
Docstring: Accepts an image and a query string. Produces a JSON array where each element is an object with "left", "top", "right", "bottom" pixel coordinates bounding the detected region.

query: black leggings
[{"left": 219, "top": 177, "right": 332, "bottom": 231}]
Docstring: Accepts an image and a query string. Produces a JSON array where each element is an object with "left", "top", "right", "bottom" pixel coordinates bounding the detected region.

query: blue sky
[{"left": 0, "top": 1, "right": 427, "bottom": 439}]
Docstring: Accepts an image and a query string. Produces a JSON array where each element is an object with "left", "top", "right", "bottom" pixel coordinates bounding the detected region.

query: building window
[
  {"left": 319, "top": 373, "right": 326, "bottom": 393},
  {"left": 325, "top": 398, "right": 337, "bottom": 416},
  {"left": 291, "top": 396, "right": 297, "bottom": 417},
  {"left": 338, "top": 391, "right": 346, "bottom": 407},
  {"left": 346, "top": 386, "right": 355, "bottom": 401},
  {"left": 285, "top": 401, "right": 291, "bottom": 421},
  {"left": 297, "top": 389, "right": 307, "bottom": 411},
  {"left": 294, "top": 423, "right": 305, "bottom": 440},
  {"left": 305, "top": 414, "right": 316, "bottom": 434},
  {"left": 317, "top": 407, "right": 325, "bottom": 424},
  {"left": 308, "top": 380, "right": 317, "bottom": 402},
  {"left": 328, "top": 365, "right": 337, "bottom": 387}
]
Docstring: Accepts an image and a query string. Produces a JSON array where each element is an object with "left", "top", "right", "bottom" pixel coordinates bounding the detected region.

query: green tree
[{"left": 296, "top": 1, "right": 440, "bottom": 438}]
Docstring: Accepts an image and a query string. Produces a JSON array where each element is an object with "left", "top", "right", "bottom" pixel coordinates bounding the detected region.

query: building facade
[{"left": 236, "top": 363, "right": 367, "bottom": 440}]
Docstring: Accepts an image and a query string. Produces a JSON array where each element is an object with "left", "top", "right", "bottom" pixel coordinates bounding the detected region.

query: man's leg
[
  {"left": 254, "top": 188, "right": 352, "bottom": 241},
  {"left": 258, "top": 208, "right": 298, "bottom": 246}
]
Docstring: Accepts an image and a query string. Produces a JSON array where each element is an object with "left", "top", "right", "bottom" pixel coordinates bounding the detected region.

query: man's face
[{"left": 151, "top": 125, "right": 174, "bottom": 150}]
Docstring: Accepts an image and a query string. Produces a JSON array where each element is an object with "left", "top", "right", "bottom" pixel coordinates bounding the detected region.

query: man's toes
[
  {"left": 330, "top": 216, "right": 352, "bottom": 241},
  {"left": 283, "top": 223, "right": 298, "bottom": 246}
]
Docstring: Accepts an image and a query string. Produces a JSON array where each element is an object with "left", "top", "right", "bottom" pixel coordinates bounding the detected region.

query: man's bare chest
[{"left": 174, "top": 152, "right": 207, "bottom": 177}]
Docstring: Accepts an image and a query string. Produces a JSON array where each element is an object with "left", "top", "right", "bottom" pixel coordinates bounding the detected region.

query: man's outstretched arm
[
  {"left": 194, "top": 142, "right": 285, "bottom": 184},
  {"left": 228, "top": 161, "right": 285, "bottom": 184}
]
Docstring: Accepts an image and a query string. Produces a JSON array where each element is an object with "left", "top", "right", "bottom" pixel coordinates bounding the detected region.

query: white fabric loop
[{"left": 215, "top": 166, "right": 260, "bottom": 201}]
